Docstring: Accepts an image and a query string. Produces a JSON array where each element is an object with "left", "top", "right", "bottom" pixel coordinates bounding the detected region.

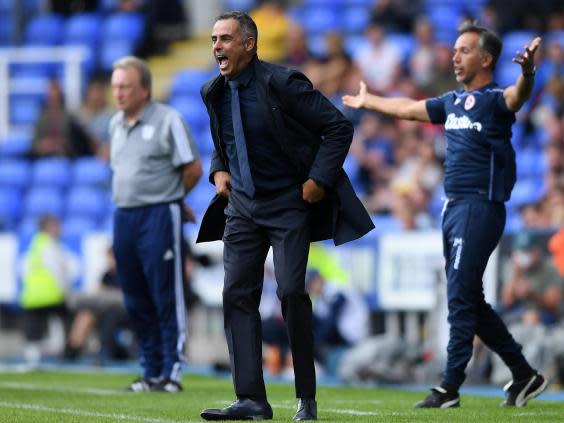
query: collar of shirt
[
  {"left": 224, "top": 59, "right": 255, "bottom": 88},
  {"left": 118, "top": 100, "right": 156, "bottom": 128}
]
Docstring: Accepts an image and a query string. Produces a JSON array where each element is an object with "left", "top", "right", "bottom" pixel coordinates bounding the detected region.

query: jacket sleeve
[
  {"left": 282, "top": 71, "right": 354, "bottom": 188},
  {"left": 201, "top": 84, "right": 229, "bottom": 185},
  {"left": 209, "top": 149, "right": 228, "bottom": 185}
]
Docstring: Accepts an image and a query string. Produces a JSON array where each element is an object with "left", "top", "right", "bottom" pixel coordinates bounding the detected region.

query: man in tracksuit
[
  {"left": 109, "top": 56, "right": 202, "bottom": 392},
  {"left": 343, "top": 23, "right": 547, "bottom": 407}
]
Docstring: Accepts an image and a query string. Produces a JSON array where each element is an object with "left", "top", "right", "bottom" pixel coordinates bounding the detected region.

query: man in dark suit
[{"left": 198, "top": 11, "right": 374, "bottom": 421}]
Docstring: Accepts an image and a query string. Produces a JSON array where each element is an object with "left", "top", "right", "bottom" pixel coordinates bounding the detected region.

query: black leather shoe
[
  {"left": 293, "top": 398, "right": 317, "bottom": 421},
  {"left": 201, "top": 398, "right": 273, "bottom": 420}
]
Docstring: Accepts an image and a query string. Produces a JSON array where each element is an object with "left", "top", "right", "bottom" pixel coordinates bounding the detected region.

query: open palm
[{"left": 342, "top": 80, "right": 368, "bottom": 109}]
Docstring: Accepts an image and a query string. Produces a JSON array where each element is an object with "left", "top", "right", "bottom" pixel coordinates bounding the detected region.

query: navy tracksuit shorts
[
  {"left": 113, "top": 202, "right": 186, "bottom": 382},
  {"left": 441, "top": 197, "right": 531, "bottom": 390}
]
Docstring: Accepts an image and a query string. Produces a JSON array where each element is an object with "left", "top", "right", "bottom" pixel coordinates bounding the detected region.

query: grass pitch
[{"left": 0, "top": 370, "right": 562, "bottom": 422}]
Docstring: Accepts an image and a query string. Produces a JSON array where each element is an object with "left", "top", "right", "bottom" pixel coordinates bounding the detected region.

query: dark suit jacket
[{"left": 196, "top": 58, "right": 374, "bottom": 246}]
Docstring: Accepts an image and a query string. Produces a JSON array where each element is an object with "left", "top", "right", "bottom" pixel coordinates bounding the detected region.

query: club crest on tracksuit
[{"left": 464, "top": 95, "right": 475, "bottom": 110}]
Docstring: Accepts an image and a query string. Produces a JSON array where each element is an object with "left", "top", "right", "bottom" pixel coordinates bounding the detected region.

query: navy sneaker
[
  {"left": 502, "top": 373, "right": 548, "bottom": 407},
  {"left": 415, "top": 387, "right": 460, "bottom": 408}
]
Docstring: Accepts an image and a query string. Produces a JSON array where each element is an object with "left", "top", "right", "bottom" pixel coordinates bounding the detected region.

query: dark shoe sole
[{"left": 201, "top": 411, "right": 272, "bottom": 421}]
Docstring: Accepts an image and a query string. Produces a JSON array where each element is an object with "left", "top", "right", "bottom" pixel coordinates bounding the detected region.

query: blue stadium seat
[
  {"left": 185, "top": 179, "right": 216, "bottom": 215},
  {"left": 223, "top": 0, "right": 257, "bottom": 11},
  {"left": 387, "top": 33, "right": 416, "bottom": 62},
  {"left": 342, "top": 155, "right": 364, "bottom": 194},
  {"left": 168, "top": 95, "right": 209, "bottom": 133},
  {"left": 169, "top": 69, "right": 214, "bottom": 98},
  {"left": 17, "top": 216, "right": 39, "bottom": 252},
  {"left": 63, "top": 13, "right": 102, "bottom": 47},
  {"left": 0, "top": 15, "right": 13, "bottom": 45},
  {"left": 342, "top": 7, "right": 371, "bottom": 34},
  {"left": 307, "top": 33, "right": 328, "bottom": 58},
  {"left": 501, "top": 31, "right": 537, "bottom": 62},
  {"left": 496, "top": 62, "right": 521, "bottom": 88},
  {"left": 24, "top": 14, "right": 64, "bottom": 45},
  {"left": 300, "top": 7, "right": 341, "bottom": 35},
  {"left": 62, "top": 215, "right": 98, "bottom": 252},
  {"left": 23, "top": 187, "right": 64, "bottom": 218},
  {"left": 99, "top": 39, "right": 135, "bottom": 72},
  {"left": 10, "top": 95, "right": 42, "bottom": 126},
  {"left": 516, "top": 148, "right": 546, "bottom": 179},
  {"left": 0, "top": 132, "right": 32, "bottom": 157},
  {"left": 344, "top": 34, "right": 369, "bottom": 57},
  {"left": 0, "top": 187, "right": 22, "bottom": 231},
  {"left": 372, "top": 214, "right": 403, "bottom": 234},
  {"left": 9, "top": 62, "right": 57, "bottom": 79},
  {"left": 344, "top": 0, "right": 374, "bottom": 5},
  {"left": 71, "top": 157, "right": 111, "bottom": 188},
  {"left": 65, "top": 187, "right": 109, "bottom": 221},
  {"left": 0, "top": 159, "right": 31, "bottom": 190},
  {"left": 102, "top": 12, "right": 144, "bottom": 44},
  {"left": 194, "top": 129, "right": 214, "bottom": 156},
  {"left": 0, "top": 0, "right": 14, "bottom": 13},
  {"left": 507, "top": 178, "right": 544, "bottom": 209},
  {"left": 31, "top": 158, "right": 71, "bottom": 189},
  {"left": 426, "top": 6, "right": 459, "bottom": 44},
  {"left": 546, "top": 30, "right": 564, "bottom": 48},
  {"left": 302, "top": 0, "right": 344, "bottom": 7},
  {"left": 98, "top": 0, "right": 118, "bottom": 13},
  {"left": 504, "top": 211, "right": 523, "bottom": 234}
]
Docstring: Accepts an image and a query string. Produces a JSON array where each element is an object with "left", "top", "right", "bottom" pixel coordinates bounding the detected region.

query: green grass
[{"left": 0, "top": 370, "right": 562, "bottom": 422}]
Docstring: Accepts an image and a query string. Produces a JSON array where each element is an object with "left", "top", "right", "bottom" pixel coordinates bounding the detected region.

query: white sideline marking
[
  {"left": 0, "top": 381, "right": 121, "bottom": 396},
  {"left": 0, "top": 401, "right": 197, "bottom": 423},
  {"left": 272, "top": 403, "right": 381, "bottom": 417}
]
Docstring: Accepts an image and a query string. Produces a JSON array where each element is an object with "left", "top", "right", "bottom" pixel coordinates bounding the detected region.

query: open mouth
[{"left": 216, "top": 54, "right": 229, "bottom": 71}]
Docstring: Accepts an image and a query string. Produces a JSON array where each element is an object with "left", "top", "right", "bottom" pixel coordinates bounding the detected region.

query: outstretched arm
[
  {"left": 503, "top": 37, "right": 541, "bottom": 113},
  {"left": 342, "top": 81, "right": 431, "bottom": 122}
]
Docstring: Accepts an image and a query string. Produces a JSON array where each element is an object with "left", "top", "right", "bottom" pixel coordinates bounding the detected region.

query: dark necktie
[{"left": 228, "top": 79, "right": 255, "bottom": 198}]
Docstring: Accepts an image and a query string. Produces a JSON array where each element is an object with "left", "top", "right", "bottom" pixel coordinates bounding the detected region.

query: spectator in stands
[
  {"left": 20, "top": 215, "right": 77, "bottom": 365},
  {"left": 343, "top": 23, "right": 547, "bottom": 408},
  {"left": 353, "top": 22, "right": 402, "bottom": 94},
  {"left": 77, "top": 76, "right": 114, "bottom": 161},
  {"left": 64, "top": 247, "right": 132, "bottom": 362},
  {"left": 109, "top": 56, "right": 202, "bottom": 392},
  {"left": 303, "top": 32, "right": 361, "bottom": 100},
  {"left": 501, "top": 232, "right": 564, "bottom": 326},
  {"left": 519, "top": 202, "right": 552, "bottom": 229},
  {"left": 306, "top": 270, "right": 369, "bottom": 367},
  {"left": 409, "top": 17, "right": 436, "bottom": 89},
  {"left": 549, "top": 226, "right": 564, "bottom": 276},
  {"left": 423, "top": 44, "right": 459, "bottom": 96},
  {"left": 349, "top": 112, "right": 394, "bottom": 200},
  {"left": 283, "top": 22, "right": 313, "bottom": 69},
  {"left": 31, "top": 79, "right": 95, "bottom": 159},
  {"left": 370, "top": 0, "right": 420, "bottom": 33},
  {"left": 251, "top": 0, "right": 292, "bottom": 64}
]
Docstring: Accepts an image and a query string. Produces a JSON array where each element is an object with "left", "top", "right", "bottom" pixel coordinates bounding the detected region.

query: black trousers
[{"left": 222, "top": 187, "right": 316, "bottom": 400}]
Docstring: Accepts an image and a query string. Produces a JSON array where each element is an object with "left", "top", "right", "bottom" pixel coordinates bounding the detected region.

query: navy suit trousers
[{"left": 222, "top": 187, "right": 316, "bottom": 400}]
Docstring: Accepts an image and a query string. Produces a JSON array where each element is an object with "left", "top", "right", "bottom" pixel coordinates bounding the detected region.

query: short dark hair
[
  {"left": 458, "top": 21, "right": 502, "bottom": 70},
  {"left": 216, "top": 11, "right": 258, "bottom": 54}
]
